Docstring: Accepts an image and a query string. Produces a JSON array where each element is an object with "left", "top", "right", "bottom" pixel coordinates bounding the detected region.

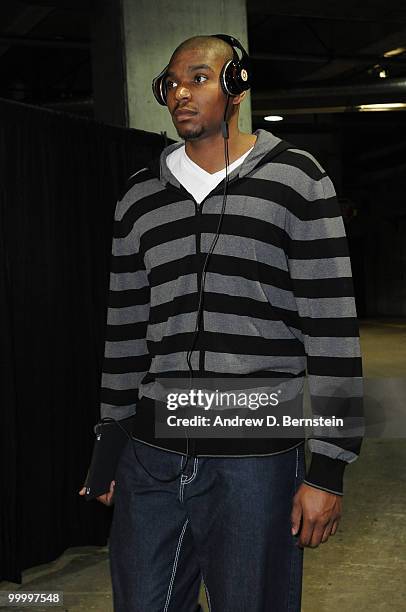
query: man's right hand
[{"left": 78, "top": 480, "right": 116, "bottom": 506}]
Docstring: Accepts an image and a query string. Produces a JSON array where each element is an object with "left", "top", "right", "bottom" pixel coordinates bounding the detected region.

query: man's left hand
[{"left": 290, "top": 483, "right": 342, "bottom": 548}]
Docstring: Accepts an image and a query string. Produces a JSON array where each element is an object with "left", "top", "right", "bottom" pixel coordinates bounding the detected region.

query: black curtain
[{"left": 0, "top": 98, "right": 170, "bottom": 582}]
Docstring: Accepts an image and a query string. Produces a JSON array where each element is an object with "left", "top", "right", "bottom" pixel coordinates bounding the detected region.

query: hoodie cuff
[{"left": 304, "top": 452, "right": 347, "bottom": 496}]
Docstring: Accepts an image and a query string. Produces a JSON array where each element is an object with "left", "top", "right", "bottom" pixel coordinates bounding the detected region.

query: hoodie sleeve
[
  {"left": 100, "top": 170, "right": 151, "bottom": 423},
  {"left": 83, "top": 171, "right": 153, "bottom": 498},
  {"left": 285, "top": 153, "right": 364, "bottom": 495}
]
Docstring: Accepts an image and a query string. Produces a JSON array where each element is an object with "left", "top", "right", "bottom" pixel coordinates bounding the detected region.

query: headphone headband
[
  {"left": 211, "top": 34, "right": 246, "bottom": 64},
  {"left": 151, "top": 34, "right": 251, "bottom": 106}
]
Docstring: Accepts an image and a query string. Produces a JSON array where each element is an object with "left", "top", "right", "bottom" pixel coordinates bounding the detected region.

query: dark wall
[
  {"left": 277, "top": 126, "right": 406, "bottom": 318},
  {"left": 359, "top": 182, "right": 406, "bottom": 317},
  {"left": 0, "top": 98, "right": 168, "bottom": 582}
]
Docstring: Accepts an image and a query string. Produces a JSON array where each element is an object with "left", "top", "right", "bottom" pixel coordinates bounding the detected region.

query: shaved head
[{"left": 170, "top": 35, "right": 234, "bottom": 66}]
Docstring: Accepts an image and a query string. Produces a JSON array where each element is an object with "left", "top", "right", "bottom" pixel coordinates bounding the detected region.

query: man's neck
[{"left": 184, "top": 129, "right": 257, "bottom": 175}]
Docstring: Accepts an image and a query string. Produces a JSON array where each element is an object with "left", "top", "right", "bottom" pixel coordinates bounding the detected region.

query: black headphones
[{"left": 152, "top": 33, "right": 251, "bottom": 106}]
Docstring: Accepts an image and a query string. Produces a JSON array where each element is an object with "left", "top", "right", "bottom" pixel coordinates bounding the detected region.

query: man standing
[{"left": 81, "top": 35, "right": 363, "bottom": 611}]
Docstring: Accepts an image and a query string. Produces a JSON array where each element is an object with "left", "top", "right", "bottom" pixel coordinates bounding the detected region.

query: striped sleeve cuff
[{"left": 304, "top": 452, "right": 348, "bottom": 496}]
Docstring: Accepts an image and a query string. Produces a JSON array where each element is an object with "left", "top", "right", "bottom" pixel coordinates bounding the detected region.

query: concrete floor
[{"left": 1, "top": 319, "right": 405, "bottom": 611}]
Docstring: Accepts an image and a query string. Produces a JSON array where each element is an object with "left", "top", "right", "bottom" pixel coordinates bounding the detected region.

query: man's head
[{"left": 163, "top": 35, "right": 248, "bottom": 141}]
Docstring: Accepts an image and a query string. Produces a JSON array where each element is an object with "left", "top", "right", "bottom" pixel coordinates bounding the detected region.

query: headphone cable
[
  {"left": 184, "top": 94, "right": 231, "bottom": 466},
  {"left": 104, "top": 96, "right": 232, "bottom": 484}
]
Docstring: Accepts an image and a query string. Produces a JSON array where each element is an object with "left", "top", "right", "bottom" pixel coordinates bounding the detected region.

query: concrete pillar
[{"left": 91, "top": 0, "right": 252, "bottom": 140}]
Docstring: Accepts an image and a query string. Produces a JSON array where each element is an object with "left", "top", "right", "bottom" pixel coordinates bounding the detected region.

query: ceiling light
[
  {"left": 357, "top": 102, "right": 406, "bottom": 111},
  {"left": 264, "top": 115, "right": 283, "bottom": 121},
  {"left": 369, "top": 64, "right": 388, "bottom": 77},
  {"left": 383, "top": 47, "right": 406, "bottom": 57}
]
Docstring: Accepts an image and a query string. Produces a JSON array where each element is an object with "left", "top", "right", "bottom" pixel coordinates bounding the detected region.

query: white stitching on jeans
[
  {"left": 202, "top": 577, "right": 212, "bottom": 612},
  {"left": 181, "top": 457, "right": 199, "bottom": 484},
  {"left": 163, "top": 519, "right": 189, "bottom": 612},
  {"left": 178, "top": 455, "right": 185, "bottom": 502},
  {"left": 179, "top": 458, "right": 198, "bottom": 503},
  {"left": 295, "top": 447, "right": 298, "bottom": 478}
]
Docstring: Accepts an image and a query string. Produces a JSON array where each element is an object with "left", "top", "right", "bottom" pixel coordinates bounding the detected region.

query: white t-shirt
[{"left": 166, "top": 144, "right": 254, "bottom": 204}]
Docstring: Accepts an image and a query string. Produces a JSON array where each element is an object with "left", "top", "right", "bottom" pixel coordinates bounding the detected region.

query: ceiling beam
[
  {"left": 249, "top": 11, "right": 406, "bottom": 24},
  {"left": 0, "top": 3, "right": 54, "bottom": 58},
  {"left": 251, "top": 51, "right": 406, "bottom": 65},
  {"left": 247, "top": 1, "right": 406, "bottom": 24},
  {"left": 253, "top": 76, "right": 406, "bottom": 103},
  {"left": 296, "top": 26, "right": 406, "bottom": 81},
  {"left": 0, "top": 34, "right": 89, "bottom": 49}
]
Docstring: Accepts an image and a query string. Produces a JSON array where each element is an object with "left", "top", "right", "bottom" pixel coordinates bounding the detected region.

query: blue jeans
[{"left": 109, "top": 439, "right": 305, "bottom": 612}]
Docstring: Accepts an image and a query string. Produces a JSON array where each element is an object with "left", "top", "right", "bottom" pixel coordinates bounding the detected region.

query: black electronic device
[{"left": 83, "top": 417, "right": 134, "bottom": 501}]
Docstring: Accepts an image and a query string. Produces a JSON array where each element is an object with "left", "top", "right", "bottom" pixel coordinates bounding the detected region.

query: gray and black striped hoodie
[{"left": 99, "top": 128, "right": 363, "bottom": 495}]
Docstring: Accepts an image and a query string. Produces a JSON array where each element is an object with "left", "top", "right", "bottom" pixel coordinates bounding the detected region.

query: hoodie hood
[{"left": 155, "top": 129, "right": 292, "bottom": 188}]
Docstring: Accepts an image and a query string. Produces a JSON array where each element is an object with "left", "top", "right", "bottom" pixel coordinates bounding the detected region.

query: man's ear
[{"left": 232, "top": 91, "right": 247, "bottom": 105}]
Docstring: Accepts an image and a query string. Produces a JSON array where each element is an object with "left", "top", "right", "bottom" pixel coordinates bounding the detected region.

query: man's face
[{"left": 165, "top": 47, "right": 230, "bottom": 140}]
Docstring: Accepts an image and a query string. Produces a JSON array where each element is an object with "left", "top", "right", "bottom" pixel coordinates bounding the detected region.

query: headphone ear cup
[
  {"left": 221, "top": 60, "right": 248, "bottom": 96},
  {"left": 160, "top": 78, "right": 168, "bottom": 106},
  {"left": 212, "top": 34, "right": 251, "bottom": 96},
  {"left": 237, "top": 57, "right": 251, "bottom": 91},
  {"left": 152, "top": 66, "right": 169, "bottom": 106},
  {"left": 218, "top": 62, "right": 230, "bottom": 96}
]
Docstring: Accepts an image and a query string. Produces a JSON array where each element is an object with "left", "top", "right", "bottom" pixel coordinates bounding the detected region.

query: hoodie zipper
[
  {"left": 193, "top": 192, "right": 212, "bottom": 374},
  {"left": 169, "top": 174, "right": 240, "bottom": 375},
  {"left": 163, "top": 173, "right": 245, "bottom": 460},
  {"left": 200, "top": 174, "right": 243, "bottom": 355},
  {"left": 190, "top": 185, "right": 230, "bottom": 458},
  {"left": 195, "top": 199, "right": 204, "bottom": 372}
]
